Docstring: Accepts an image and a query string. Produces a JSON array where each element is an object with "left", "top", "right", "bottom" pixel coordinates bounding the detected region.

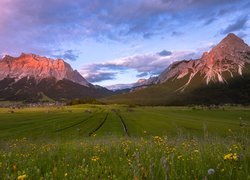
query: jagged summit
[
  {"left": 201, "top": 33, "right": 249, "bottom": 64},
  {"left": 219, "top": 33, "right": 248, "bottom": 47},
  {"left": 141, "top": 33, "right": 250, "bottom": 91},
  {"left": 107, "top": 34, "right": 250, "bottom": 105},
  {"left": 0, "top": 53, "right": 90, "bottom": 87},
  {"left": 0, "top": 53, "right": 112, "bottom": 102}
]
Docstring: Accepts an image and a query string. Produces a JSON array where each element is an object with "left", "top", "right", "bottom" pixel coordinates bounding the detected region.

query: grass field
[{"left": 0, "top": 105, "right": 249, "bottom": 179}]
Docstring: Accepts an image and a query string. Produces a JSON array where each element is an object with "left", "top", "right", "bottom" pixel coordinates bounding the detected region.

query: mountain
[
  {"left": 132, "top": 77, "right": 158, "bottom": 90},
  {"left": 106, "top": 83, "right": 134, "bottom": 91},
  {"left": 0, "top": 53, "right": 90, "bottom": 86},
  {"left": 0, "top": 53, "right": 112, "bottom": 102},
  {"left": 106, "top": 77, "right": 157, "bottom": 91},
  {"left": 156, "top": 33, "right": 250, "bottom": 90},
  {"left": 104, "top": 33, "right": 250, "bottom": 105}
]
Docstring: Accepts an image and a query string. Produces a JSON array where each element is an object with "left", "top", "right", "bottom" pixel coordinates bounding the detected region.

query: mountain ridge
[
  {"left": 104, "top": 33, "right": 250, "bottom": 105},
  {"left": 0, "top": 53, "right": 112, "bottom": 102},
  {"left": 135, "top": 33, "right": 250, "bottom": 91},
  {"left": 0, "top": 53, "right": 91, "bottom": 87}
]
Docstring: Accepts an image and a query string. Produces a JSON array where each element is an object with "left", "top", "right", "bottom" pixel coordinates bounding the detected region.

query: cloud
[
  {"left": 0, "top": 0, "right": 245, "bottom": 56},
  {"left": 136, "top": 72, "right": 149, "bottom": 78},
  {"left": 81, "top": 50, "right": 199, "bottom": 83},
  {"left": 105, "top": 83, "right": 134, "bottom": 90},
  {"left": 171, "top": 31, "right": 184, "bottom": 36},
  {"left": 85, "top": 72, "right": 117, "bottom": 83},
  {"left": 221, "top": 16, "right": 249, "bottom": 34},
  {"left": 237, "top": 32, "right": 247, "bottom": 38},
  {"left": 52, "top": 50, "right": 79, "bottom": 61},
  {"left": 204, "top": 17, "right": 217, "bottom": 25},
  {"left": 157, "top": 50, "right": 172, "bottom": 56},
  {"left": 217, "top": 7, "right": 232, "bottom": 16}
]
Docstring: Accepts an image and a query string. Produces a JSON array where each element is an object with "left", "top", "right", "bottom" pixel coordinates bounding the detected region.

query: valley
[
  {"left": 0, "top": 105, "right": 249, "bottom": 179},
  {"left": 0, "top": 34, "right": 250, "bottom": 180},
  {"left": 1, "top": 105, "right": 249, "bottom": 139},
  {"left": 1, "top": 1, "right": 250, "bottom": 179}
]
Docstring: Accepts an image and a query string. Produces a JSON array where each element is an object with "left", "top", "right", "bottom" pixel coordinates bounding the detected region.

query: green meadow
[{"left": 0, "top": 105, "right": 249, "bottom": 179}]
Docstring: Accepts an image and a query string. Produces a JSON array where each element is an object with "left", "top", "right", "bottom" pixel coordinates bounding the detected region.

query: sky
[{"left": 0, "top": 0, "right": 249, "bottom": 88}]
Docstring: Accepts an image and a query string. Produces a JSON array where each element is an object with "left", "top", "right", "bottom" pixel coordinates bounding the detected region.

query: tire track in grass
[
  {"left": 55, "top": 111, "right": 101, "bottom": 132},
  {"left": 2, "top": 113, "right": 87, "bottom": 138},
  {"left": 116, "top": 112, "right": 129, "bottom": 137},
  {"left": 88, "top": 113, "right": 109, "bottom": 136}
]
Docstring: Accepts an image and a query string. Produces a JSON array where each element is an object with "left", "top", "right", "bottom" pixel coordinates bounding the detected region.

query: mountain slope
[
  {"left": 0, "top": 53, "right": 90, "bottom": 86},
  {"left": 156, "top": 33, "right": 250, "bottom": 91},
  {"left": 104, "top": 34, "right": 250, "bottom": 105},
  {"left": 0, "top": 53, "right": 112, "bottom": 102}
]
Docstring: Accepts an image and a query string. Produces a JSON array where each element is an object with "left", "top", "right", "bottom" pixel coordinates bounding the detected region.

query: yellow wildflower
[
  {"left": 153, "top": 136, "right": 163, "bottom": 143},
  {"left": 224, "top": 153, "right": 231, "bottom": 160},
  {"left": 224, "top": 153, "right": 238, "bottom": 160},
  {"left": 65, "top": 173, "right": 68, "bottom": 177},
  {"left": 127, "top": 159, "right": 132, "bottom": 165},
  {"left": 17, "top": 174, "right": 27, "bottom": 180},
  {"left": 233, "top": 153, "right": 238, "bottom": 160},
  {"left": 91, "top": 156, "right": 100, "bottom": 162},
  {"left": 177, "top": 155, "right": 183, "bottom": 160}
]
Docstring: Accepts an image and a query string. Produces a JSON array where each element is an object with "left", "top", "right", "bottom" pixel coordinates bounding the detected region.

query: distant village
[{"left": 0, "top": 102, "right": 65, "bottom": 109}]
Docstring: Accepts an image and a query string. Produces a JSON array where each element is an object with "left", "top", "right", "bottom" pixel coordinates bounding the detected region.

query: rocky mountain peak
[
  {"left": 1, "top": 55, "right": 14, "bottom": 61},
  {"left": 219, "top": 33, "right": 248, "bottom": 47},
  {"left": 155, "top": 33, "right": 250, "bottom": 91},
  {"left": 201, "top": 33, "right": 249, "bottom": 63},
  {"left": 0, "top": 53, "right": 90, "bottom": 87},
  {"left": 137, "top": 79, "right": 147, "bottom": 84}
]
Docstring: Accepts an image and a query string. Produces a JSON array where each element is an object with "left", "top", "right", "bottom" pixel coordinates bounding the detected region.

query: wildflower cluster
[
  {"left": 17, "top": 174, "right": 27, "bottom": 180},
  {"left": 0, "top": 136, "right": 248, "bottom": 179},
  {"left": 224, "top": 153, "right": 239, "bottom": 161},
  {"left": 91, "top": 156, "right": 100, "bottom": 162},
  {"left": 153, "top": 136, "right": 164, "bottom": 144}
]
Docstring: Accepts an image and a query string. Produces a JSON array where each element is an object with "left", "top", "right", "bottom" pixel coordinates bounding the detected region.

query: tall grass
[
  {"left": 0, "top": 132, "right": 249, "bottom": 180},
  {"left": 0, "top": 105, "right": 249, "bottom": 179}
]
